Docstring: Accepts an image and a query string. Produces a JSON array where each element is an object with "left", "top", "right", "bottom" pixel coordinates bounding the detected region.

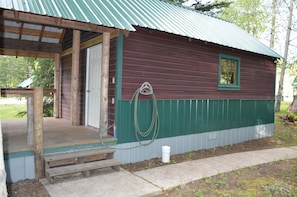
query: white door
[{"left": 85, "top": 44, "right": 102, "bottom": 128}]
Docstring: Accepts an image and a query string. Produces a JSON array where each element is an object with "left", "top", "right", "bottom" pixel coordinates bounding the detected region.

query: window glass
[{"left": 218, "top": 55, "right": 240, "bottom": 90}]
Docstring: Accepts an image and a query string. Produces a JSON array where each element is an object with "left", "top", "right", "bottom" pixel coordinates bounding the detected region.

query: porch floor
[{"left": 2, "top": 117, "right": 115, "bottom": 153}]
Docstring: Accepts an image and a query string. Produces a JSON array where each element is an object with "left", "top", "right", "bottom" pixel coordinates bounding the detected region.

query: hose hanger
[
  {"left": 139, "top": 82, "right": 153, "bottom": 95},
  {"left": 130, "top": 82, "right": 160, "bottom": 146}
]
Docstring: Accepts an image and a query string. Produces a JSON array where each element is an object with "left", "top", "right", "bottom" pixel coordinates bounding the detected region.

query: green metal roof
[{"left": 0, "top": 0, "right": 281, "bottom": 58}]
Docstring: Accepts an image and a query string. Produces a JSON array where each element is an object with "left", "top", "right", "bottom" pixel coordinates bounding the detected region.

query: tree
[
  {"left": 275, "top": 0, "right": 294, "bottom": 112},
  {"left": 270, "top": 0, "right": 277, "bottom": 49},
  {"left": 167, "top": 0, "right": 231, "bottom": 15},
  {"left": 193, "top": 0, "right": 232, "bottom": 15},
  {"left": 29, "top": 58, "right": 55, "bottom": 117},
  {"left": 0, "top": 56, "right": 31, "bottom": 88},
  {"left": 31, "top": 58, "right": 54, "bottom": 88},
  {"left": 0, "top": 56, "right": 54, "bottom": 89},
  {"left": 219, "top": 0, "right": 269, "bottom": 38},
  {"left": 0, "top": 56, "right": 55, "bottom": 117}
]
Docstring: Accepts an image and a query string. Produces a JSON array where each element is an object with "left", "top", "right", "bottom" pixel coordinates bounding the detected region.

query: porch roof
[{"left": 0, "top": 0, "right": 281, "bottom": 59}]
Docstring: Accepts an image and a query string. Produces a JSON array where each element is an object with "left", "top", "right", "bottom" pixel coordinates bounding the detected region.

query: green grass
[
  {"left": 161, "top": 101, "right": 297, "bottom": 197},
  {"left": 274, "top": 101, "right": 297, "bottom": 147},
  {"left": 0, "top": 104, "right": 27, "bottom": 119},
  {"left": 278, "top": 101, "right": 291, "bottom": 115}
]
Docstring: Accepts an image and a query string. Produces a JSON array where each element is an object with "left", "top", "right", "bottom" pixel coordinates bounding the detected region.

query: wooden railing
[
  {"left": 0, "top": 88, "right": 55, "bottom": 97},
  {"left": 1, "top": 87, "right": 55, "bottom": 179}
]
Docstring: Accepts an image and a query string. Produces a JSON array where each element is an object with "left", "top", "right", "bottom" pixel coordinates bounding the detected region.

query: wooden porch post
[
  {"left": 54, "top": 53, "right": 61, "bottom": 118},
  {"left": 100, "top": 32, "right": 110, "bottom": 136},
  {"left": 33, "top": 87, "right": 43, "bottom": 179},
  {"left": 27, "top": 97, "right": 33, "bottom": 145},
  {"left": 71, "top": 30, "right": 80, "bottom": 125}
]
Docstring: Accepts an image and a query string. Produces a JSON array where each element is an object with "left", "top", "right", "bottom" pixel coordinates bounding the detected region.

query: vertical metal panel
[
  {"left": 114, "top": 124, "right": 274, "bottom": 164},
  {"left": 240, "top": 100, "right": 256, "bottom": 126},
  {"left": 5, "top": 156, "right": 34, "bottom": 183},
  {"left": 117, "top": 99, "right": 274, "bottom": 144}
]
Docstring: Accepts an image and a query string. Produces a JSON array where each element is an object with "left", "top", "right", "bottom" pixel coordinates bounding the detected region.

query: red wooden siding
[
  {"left": 60, "top": 50, "right": 86, "bottom": 124},
  {"left": 61, "top": 54, "right": 71, "bottom": 121},
  {"left": 61, "top": 30, "right": 100, "bottom": 123},
  {"left": 122, "top": 27, "right": 276, "bottom": 100},
  {"left": 61, "top": 36, "right": 116, "bottom": 128},
  {"left": 79, "top": 49, "right": 86, "bottom": 124},
  {"left": 62, "top": 30, "right": 101, "bottom": 50}
]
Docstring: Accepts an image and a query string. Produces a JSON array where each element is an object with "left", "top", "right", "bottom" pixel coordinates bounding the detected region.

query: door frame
[{"left": 85, "top": 43, "right": 102, "bottom": 128}]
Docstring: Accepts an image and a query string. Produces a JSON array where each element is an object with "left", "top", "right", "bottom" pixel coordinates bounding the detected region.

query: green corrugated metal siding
[
  {"left": 116, "top": 99, "right": 275, "bottom": 144},
  {"left": 0, "top": 0, "right": 281, "bottom": 58}
]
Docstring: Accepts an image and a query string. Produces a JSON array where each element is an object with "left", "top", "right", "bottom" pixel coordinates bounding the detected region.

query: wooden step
[
  {"left": 44, "top": 148, "right": 115, "bottom": 162},
  {"left": 45, "top": 159, "right": 121, "bottom": 184},
  {"left": 43, "top": 148, "right": 121, "bottom": 184}
]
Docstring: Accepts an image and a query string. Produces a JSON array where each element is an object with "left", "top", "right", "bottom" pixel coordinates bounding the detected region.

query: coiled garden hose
[
  {"left": 130, "top": 82, "right": 160, "bottom": 146},
  {"left": 99, "top": 82, "right": 160, "bottom": 149}
]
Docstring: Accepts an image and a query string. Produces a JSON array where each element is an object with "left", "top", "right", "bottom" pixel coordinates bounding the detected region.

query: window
[{"left": 218, "top": 54, "right": 240, "bottom": 90}]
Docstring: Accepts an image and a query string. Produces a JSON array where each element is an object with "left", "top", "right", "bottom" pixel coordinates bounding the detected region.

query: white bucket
[{"left": 162, "top": 146, "right": 170, "bottom": 163}]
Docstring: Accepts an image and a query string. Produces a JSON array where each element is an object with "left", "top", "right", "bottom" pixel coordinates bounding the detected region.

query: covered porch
[
  {"left": 2, "top": 117, "right": 116, "bottom": 154},
  {"left": 0, "top": 2, "right": 127, "bottom": 180}
]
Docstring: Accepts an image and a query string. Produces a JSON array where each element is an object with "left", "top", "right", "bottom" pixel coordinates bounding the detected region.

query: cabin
[{"left": 0, "top": 0, "right": 281, "bottom": 183}]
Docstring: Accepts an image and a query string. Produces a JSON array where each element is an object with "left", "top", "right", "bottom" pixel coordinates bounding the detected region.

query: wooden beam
[
  {"left": 123, "top": 30, "right": 130, "bottom": 37},
  {"left": 18, "top": 22, "right": 24, "bottom": 40},
  {"left": 62, "top": 35, "right": 104, "bottom": 57},
  {"left": 80, "top": 35, "right": 103, "bottom": 50},
  {"left": 71, "top": 30, "right": 80, "bottom": 125},
  {"left": 61, "top": 29, "right": 121, "bottom": 57},
  {"left": 13, "top": 10, "right": 19, "bottom": 20},
  {"left": 110, "top": 29, "right": 121, "bottom": 39},
  {"left": 33, "top": 87, "right": 44, "bottom": 179},
  {"left": 61, "top": 48, "right": 72, "bottom": 57},
  {"left": 0, "top": 38, "right": 62, "bottom": 53},
  {"left": 54, "top": 53, "right": 61, "bottom": 118},
  {"left": 0, "top": 48, "right": 55, "bottom": 59},
  {"left": 0, "top": 88, "right": 55, "bottom": 97},
  {"left": 1, "top": 10, "right": 116, "bottom": 33},
  {"left": 59, "top": 29, "right": 67, "bottom": 44},
  {"left": 100, "top": 32, "right": 110, "bottom": 136},
  {"left": 38, "top": 25, "right": 45, "bottom": 42}
]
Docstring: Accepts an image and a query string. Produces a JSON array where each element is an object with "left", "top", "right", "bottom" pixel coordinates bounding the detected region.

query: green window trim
[{"left": 218, "top": 54, "right": 240, "bottom": 90}]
